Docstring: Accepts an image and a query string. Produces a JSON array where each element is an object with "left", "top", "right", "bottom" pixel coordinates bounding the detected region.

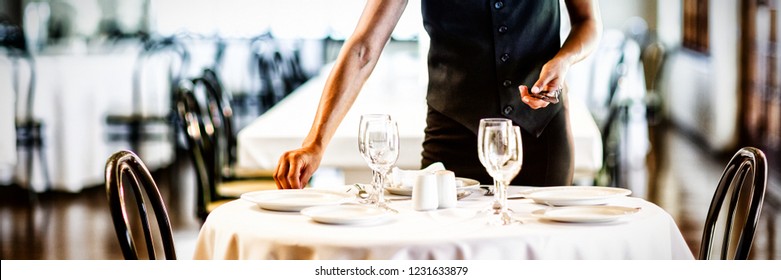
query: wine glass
[
  {"left": 359, "top": 116, "right": 399, "bottom": 210},
  {"left": 477, "top": 118, "right": 512, "bottom": 206},
  {"left": 358, "top": 114, "right": 391, "bottom": 203},
  {"left": 478, "top": 119, "right": 523, "bottom": 225}
]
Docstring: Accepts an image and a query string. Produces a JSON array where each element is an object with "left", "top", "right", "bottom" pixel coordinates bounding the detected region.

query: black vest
[{"left": 422, "top": 0, "right": 561, "bottom": 136}]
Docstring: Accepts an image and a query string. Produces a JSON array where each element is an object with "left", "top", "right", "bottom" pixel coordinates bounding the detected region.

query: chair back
[
  {"left": 699, "top": 147, "right": 768, "bottom": 260},
  {"left": 105, "top": 150, "right": 176, "bottom": 260},
  {"left": 175, "top": 81, "right": 219, "bottom": 220},
  {"left": 135, "top": 36, "right": 191, "bottom": 114},
  {"left": 196, "top": 69, "right": 239, "bottom": 178},
  {"left": 7, "top": 50, "right": 36, "bottom": 123},
  {"left": 250, "top": 36, "right": 308, "bottom": 111},
  {"left": 642, "top": 41, "right": 666, "bottom": 92}
]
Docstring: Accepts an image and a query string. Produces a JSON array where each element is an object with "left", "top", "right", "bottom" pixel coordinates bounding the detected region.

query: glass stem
[
  {"left": 494, "top": 180, "right": 509, "bottom": 213},
  {"left": 368, "top": 170, "right": 379, "bottom": 203},
  {"left": 491, "top": 179, "right": 500, "bottom": 210},
  {"left": 376, "top": 170, "right": 387, "bottom": 205}
]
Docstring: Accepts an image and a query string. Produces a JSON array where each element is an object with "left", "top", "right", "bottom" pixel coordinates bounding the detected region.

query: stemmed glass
[
  {"left": 478, "top": 118, "right": 523, "bottom": 225},
  {"left": 358, "top": 114, "right": 391, "bottom": 202},
  {"left": 477, "top": 118, "right": 511, "bottom": 207},
  {"left": 358, "top": 115, "right": 399, "bottom": 210}
]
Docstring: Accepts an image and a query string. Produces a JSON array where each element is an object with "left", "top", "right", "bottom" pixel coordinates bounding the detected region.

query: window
[
  {"left": 741, "top": 0, "right": 779, "bottom": 176},
  {"left": 682, "top": 0, "right": 709, "bottom": 53}
]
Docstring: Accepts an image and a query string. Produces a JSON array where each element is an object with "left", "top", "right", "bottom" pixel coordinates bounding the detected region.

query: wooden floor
[{"left": 1, "top": 126, "right": 779, "bottom": 260}]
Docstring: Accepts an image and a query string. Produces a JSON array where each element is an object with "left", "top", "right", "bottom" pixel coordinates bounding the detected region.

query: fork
[
  {"left": 350, "top": 184, "right": 399, "bottom": 213},
  {"left": 482, "top": 185, "right": 495, "bottom": 196}
]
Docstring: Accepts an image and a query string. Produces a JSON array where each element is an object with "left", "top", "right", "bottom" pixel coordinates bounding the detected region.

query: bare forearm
[
  {"left": 302, "top": 0, "right": 408, "bottom": 152},
  {"left": 302, "top": 42, "right": 382, "bottom": 151},
  {"left": 557, "top": 0, "right": 602, "bottom": 66}
]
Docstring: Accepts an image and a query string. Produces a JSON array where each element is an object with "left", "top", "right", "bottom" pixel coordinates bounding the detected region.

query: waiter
[{"left": 274, "top": 0, "right": 602, "bottom": 189}]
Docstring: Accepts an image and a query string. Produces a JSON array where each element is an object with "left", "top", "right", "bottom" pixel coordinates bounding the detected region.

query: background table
[
  {"left": 193, "top": 187, "right": 694, "bottom": 260},
  {"left": 0, "top": 48, "right": 174, "bottom": 192},
  {"left": 236, "top": 47, "right": 603, "bottom": 185}
]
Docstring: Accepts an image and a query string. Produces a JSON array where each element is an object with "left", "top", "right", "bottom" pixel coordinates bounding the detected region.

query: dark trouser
[{"left": 421, "top": 106, "right": 573, "bottom": 186}]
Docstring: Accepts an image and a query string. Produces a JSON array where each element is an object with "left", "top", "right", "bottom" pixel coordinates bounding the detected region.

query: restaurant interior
[{"left": 0, "top": 0, "right": 779, "bottom": 260}]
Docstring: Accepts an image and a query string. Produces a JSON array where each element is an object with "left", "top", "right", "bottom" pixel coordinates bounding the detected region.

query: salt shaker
[
  {"left": 412, "top": 173, "right": 438, "bottom": 211},
  {"left": 435, "top": 170, "right": 457, "bottom": 209}
]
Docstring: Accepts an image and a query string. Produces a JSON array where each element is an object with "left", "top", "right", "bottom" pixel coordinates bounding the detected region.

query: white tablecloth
[
  {"left": 193, "top": 187, "right": 694, "bottom": 260},
  {"left": 0, "top": 56, "right": 17, "bottom": 176},
  {"left": 0, "top": 50, "right": 174, "bottom": 192},
  {"left": 236, "top": 49, "right": 603, "bottom": 183}
]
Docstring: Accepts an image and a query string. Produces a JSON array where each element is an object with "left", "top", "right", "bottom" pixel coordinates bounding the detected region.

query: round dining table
[{"left": 192, "top": 186, "right": 695, "bottom": 260}]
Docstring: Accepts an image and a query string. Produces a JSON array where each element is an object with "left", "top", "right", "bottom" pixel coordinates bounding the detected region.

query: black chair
[
  {"left": 591, "top": 37, "right": 633, "bottom": 187},
  {"left": 175, "top": 77, "right": 275, "bottom": 221},
  {"left": 699, "top": 147, "right": 768, "bottom": 260},
  {"left": 198, "top": 68, "right": 273, "bottom": 180},
  {"left": 590, "top": 35, "right": 647, "bottom": 188},
  {"left": 5, "top": 47, "right": 52, "bottom": 195},
  {"left": 250, "top": 36, "right": 309, "bottom": 112},
  {"left": 105, "top": 150, "right": 176, "bottom": 260},
  {"left": 106, "top": 37, "right": 190, "bottom": 155}
]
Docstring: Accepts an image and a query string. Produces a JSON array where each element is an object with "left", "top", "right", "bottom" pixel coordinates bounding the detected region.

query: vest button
[
  {"left": 501, "top": 53, "right": 510, "bottom": 62},
  {"left": 498, "top": 25, "right": 508, "bottom": 33},
  {"left": 503, "top": 105, "right": 513, "bottom": 115},
  {"left": 502, "top": 80, "right": 512, "bottom": 87},
  {"left": 494, "top": 1, "right": 504, "bottom": 9}
]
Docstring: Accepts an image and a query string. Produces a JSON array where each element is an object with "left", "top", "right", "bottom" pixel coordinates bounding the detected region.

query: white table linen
[
  {"left": 236, "top": 50, "right": 603, "bottom": 182},
  {"left": 193, "top": 187, "right": 694, "bottom": 260},
  {"left": 0, "top": 56, "right": 17, "bottom": 179},
  {"left": 0, "top": 50, "right": 173, "bottom": 192}
]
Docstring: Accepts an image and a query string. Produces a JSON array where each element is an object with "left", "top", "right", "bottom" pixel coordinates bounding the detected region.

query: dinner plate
[
  {"left": 301, "top": 205, "right": 392, "bottom": 225},
  {"left": 525, "top": 186, "right": 632, "bottom": 206},
  {"left": 386, "top": 177, "right": 481, "bottom": 196},
  {"left": 532, "top": 206, "right": 641, "bottom": 223},
  {"left": 240, "top": 189, "right": 354, "bottom": 212}
]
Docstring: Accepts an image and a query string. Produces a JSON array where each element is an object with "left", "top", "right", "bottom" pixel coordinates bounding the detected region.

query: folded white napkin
[{"left": 391, "top": 162, "right": 446, "bottom": 188}]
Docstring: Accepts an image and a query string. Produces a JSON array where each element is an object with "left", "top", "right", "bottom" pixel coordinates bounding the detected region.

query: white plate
[
  {"left": 240, "top": 189, "right": 354, "bottom": 212},
  {"left": 525, "top": 186, "right": 632, "bottom": 206},
  {"left": 386, "top": 177, "right": 481, "bottom": 196},
  {"left": 532, "top": 206, "right": 641, "bottom": 223},
  {"left": 301, "top": 205, "right": 392, "bottom": 225},
  {"left": 455, "top": 177, "right": 480, "bottom": 189}
]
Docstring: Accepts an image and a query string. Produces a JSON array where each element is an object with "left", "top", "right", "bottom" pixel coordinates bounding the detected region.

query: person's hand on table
[{"left": 274, "top": 146, "right": 323, "bottom": 189}]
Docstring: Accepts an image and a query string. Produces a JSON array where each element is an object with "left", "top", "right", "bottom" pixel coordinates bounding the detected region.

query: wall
[
  {"left": 657, "top": 0, "right": 740, "bottom": 152},
  {"left": 599, "top": 0, "right": 657, "bottom": 30}
]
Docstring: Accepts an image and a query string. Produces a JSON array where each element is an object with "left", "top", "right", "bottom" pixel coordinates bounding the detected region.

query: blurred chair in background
[
  {"left": 699, "top": 147, "right": 767, "bottom": 260},
  {"left": 588, "top": 29, "right": 648, "bottom": 194},
  {"left": 641, "top": 41, "right": 666, "bottom": 127},
  {"left": 105, "top": 36, "right": 190, "bottom": 159},
  {"left": 641, "top": 41, "right": 668, "bottom": 203},
  {"left": 175, "top": 75, "right": 276, "bottom": 221},
  {"left": 250, "top": 35, "right": 309, "bottom": 113},
  {"left": 199, "top": 68, "right": 274, "bottom": 180},
  {"left": 105, "top": 149, "right": 177, "bottom": 260},
  {"left": 1, "top": 19, "right": 52, "bottom": 195}
]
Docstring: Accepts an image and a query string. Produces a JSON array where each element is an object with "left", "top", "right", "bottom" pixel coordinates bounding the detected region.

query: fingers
[
  {"left": 274, "top": 152, "right": 306, "bottom": 189},
  {"left": 519, "top": 85, "right": 550, "bottom": 109},
  {"left": 273, "top": 156, "right": 291, "bottom": 189},
  {"left": 522, "top": 58, "right": 567, "bottom": 107},
  {"left": 531, "top": 87, "right": 561, "bottom": 104}
]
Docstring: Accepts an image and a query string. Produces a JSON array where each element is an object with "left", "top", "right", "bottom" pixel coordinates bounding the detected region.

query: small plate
[
  {"left": 301, "top": 205, "right": 392, "bottom": 225},
  {"left": 240, "top": 189, "right": 354, "bottom": 212},
  {"left": 455, "top": 177, "right": 480, "bottom": 189},
  {"left": 532, "top": 206, "right": 641, "bottom": 223},
  {"left": 386, "top": 177, "right": 481, "bottom": 196},
  {"left": 525, "top": 186, "right": 632, "bottom": 206}
]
